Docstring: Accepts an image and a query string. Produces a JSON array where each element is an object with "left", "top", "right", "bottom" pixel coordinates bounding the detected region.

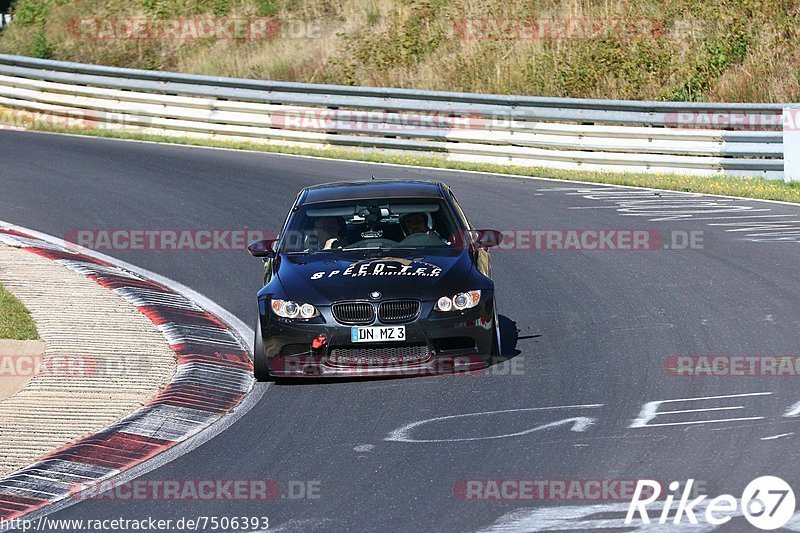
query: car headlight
[
  {"left": 434, "top": 290, "right": 481, "bottom": 311},
  {"left": 271, "top": 299, "right": 319, "bottom": 319},
  {"left": 436, "top": 296, "right": 453, "bottom": 311}
]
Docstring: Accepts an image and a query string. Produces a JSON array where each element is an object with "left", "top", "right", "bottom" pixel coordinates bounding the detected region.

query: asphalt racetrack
[{"left": 2, "top": 130, "right": 800, "bottom": 532}]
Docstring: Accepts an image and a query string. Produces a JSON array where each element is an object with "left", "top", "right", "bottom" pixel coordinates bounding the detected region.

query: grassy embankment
[
  {"left": 0, "top": 283, "right": 38, "bottom": 340},
  {"left": 2, "top": 0, "right": 799, "bottom": 102}
]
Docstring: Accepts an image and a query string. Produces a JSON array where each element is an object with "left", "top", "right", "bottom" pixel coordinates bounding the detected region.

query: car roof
[{"left": 300, "top": 179, "right": 446, "bottom": 204}]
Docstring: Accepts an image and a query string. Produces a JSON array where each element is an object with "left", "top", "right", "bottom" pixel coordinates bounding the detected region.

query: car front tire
[
  {"left": 253, "top": 318, "right": 273, "bottom": 381},
  {"left": 490, "top": 299, "right": 501, "bottom": 357}
]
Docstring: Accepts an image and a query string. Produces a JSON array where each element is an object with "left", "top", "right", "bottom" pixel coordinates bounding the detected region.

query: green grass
[
  {"left": 0, "top": 283, "right": 38, "bottom": 340},
  {"left": 49, "top": 126, "right": 800, "bottom": 204}
]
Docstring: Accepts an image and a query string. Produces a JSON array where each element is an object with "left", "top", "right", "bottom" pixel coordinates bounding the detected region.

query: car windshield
[{"left": 282, "top": 198, "right": 459, "bottom": 253}]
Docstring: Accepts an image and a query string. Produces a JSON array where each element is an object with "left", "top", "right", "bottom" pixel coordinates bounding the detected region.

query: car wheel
[
  {"left": 490, "top": 299, "right": 501, "bottom": 357},
  {"left": 253, "top": 318, "right": 273, "bottom": 382}
]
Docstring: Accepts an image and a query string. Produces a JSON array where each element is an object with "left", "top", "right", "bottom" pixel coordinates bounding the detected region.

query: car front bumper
[{"left": 258, "top": 297, "right": 495, "bottom": 378}]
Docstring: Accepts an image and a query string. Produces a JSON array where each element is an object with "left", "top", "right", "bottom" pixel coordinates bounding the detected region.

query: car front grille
[
  {"left": 331, "top": 301, "right": 375, "bottom": 325},
  {"left": 327, "top": 343, "right": 431, "bottom": 366},
  {"left": 378, "top": 300, "right": 420, "bottom": 324}
]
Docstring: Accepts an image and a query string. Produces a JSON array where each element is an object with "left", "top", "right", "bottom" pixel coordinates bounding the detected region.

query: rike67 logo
[{"left": 626, "top": 476, "right": 795, "bottom": 530}]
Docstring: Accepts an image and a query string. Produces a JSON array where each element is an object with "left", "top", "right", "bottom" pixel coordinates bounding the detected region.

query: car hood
[{"left": 273, "top": 248, "right": 476, "bottom": 303}]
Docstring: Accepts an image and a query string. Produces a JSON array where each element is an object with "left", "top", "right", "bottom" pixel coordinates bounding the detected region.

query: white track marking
[
  {"left": 542, "top": 186, "right": 800, "bottom": 241},
  {"left": 708, "top": 221, "right": 800, "bottom": 230},
  {"left": 479, "top": 501, "right": 721, "bottom": 532},
  {"left": 783, "top": 401, "right": 800, "bottom": 417},
  {"left": 761, "top": 432, "right": 794, "bottom": 441},
  {"left": 657, "top": 406, "right": 744, "bottom": 415},
  {"left": 666, "top": 214, "right": 795, "bottom": 221},
  {"left": 634, "top": 417, "right": 765, "bottom": 428},
  {"left": 629, "top": 392, "right": 772, "bottom": 429},
  {"left": 386, "top": 404, "right": 602, "bottom": 443}
]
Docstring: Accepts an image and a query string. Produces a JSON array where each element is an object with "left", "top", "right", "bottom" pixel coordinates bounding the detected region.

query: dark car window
[
  {"left": 447, "top": 189, "right": 472, "bottom": 230},
  {"left": 282, "top": 198, "right": 461, "bottom": 253}
]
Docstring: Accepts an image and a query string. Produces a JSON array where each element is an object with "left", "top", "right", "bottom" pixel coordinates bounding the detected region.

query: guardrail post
[{"left": 784, "top": 107, "right": 800, "bottom": 182}]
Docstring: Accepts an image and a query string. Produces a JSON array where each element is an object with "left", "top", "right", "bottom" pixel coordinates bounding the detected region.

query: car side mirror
[
  {"left": 248, "top": 239, "right": 278, "bottom": 258},
  {"left": 471, "top": 229, "right": 503, "bottom": 249}
]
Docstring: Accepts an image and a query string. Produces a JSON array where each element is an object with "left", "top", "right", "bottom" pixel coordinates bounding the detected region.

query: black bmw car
[{"left": 248, "top": 179, "right": 503, "bottom": 380}]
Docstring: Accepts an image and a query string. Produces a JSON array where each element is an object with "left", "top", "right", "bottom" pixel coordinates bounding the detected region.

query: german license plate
[{"left": 351, "top": 326, "right": 406, "bottom": 343}]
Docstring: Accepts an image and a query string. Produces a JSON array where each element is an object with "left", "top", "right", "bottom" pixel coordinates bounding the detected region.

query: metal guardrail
[{"left": 0, "top": 54, "right": 791, "bottom": 179}]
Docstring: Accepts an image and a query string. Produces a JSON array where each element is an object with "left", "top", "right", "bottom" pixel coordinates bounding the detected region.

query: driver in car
[
  {"left": 312, "top": 216, "right": 344, "bottom": 250},
  {"left": 399, "top": 212, "right": 429, "bottom": 236},
  {"left": 399, "top": 212, "right": 449, "bottom": 245}
]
